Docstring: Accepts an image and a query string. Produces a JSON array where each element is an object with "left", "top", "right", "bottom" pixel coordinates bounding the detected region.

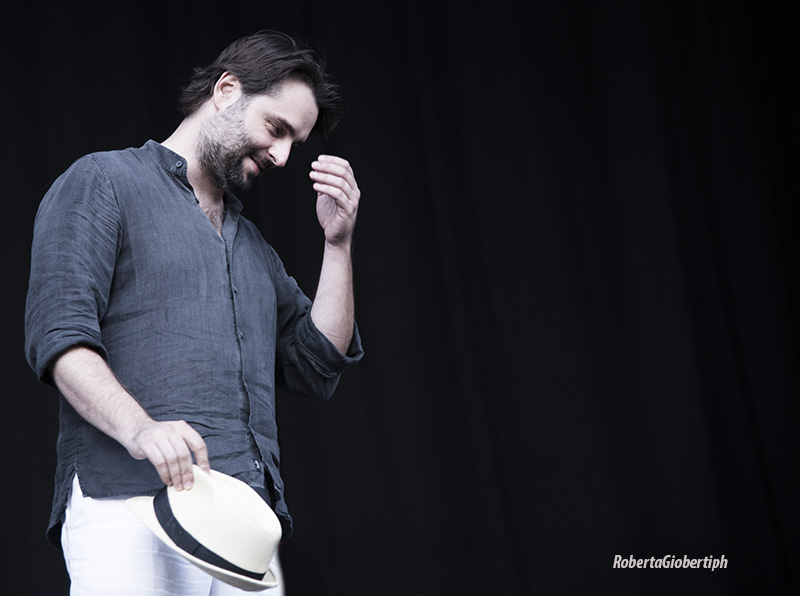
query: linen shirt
[{"left": 25, "top": 140, "right": 363, "bottom": 543}]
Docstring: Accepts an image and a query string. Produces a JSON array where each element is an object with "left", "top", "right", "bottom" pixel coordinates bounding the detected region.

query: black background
[{"left": 2, "top": 1, "right": 798, "bottom": 595}]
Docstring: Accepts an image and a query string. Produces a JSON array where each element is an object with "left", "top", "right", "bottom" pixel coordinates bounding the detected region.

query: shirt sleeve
[
  {"left": 25, "top": 155, "right": 121, "bottom": 383},
  {"left": 270, "top": 252, "right": 364, "bottom": 400}
]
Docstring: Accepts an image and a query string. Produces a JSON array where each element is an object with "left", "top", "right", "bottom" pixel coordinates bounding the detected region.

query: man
[{"left": 24, "top": 30, "right": 363, "bottom": 594}]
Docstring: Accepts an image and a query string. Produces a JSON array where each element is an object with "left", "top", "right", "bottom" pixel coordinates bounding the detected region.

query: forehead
[{"left": 248, "top": 79, "right": 319, "bottom": 140}]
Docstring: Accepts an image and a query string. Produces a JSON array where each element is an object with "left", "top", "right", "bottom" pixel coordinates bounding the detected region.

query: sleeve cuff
[
  {"left": 29, "top": 329, "right": 108, "bottom": 386},
  {"left": 294, "top": 315, "right": 364, "bottom": 377}
]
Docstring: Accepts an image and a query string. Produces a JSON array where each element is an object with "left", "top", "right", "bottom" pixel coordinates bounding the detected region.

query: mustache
[{"left": 248, "top": 152, "right": 275, "bottom": 174}]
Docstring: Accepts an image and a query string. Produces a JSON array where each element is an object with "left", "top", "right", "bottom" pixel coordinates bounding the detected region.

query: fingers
[
  {"left": 186, "top": 429, "right": 211, "bottom": 473},
  {"left": 310, "top": 155, "right": 361, "bottom": 247},
  {"left": 129, "top": 420, "right": 209, "bottom": 491},
  {"left": 310, "top": 155, "right": 360, "bottom": 205},
  {"left": 149, "top": 434, "right": 191, "bottom": 490},
  {"left": 313, "top": 154, "right": 356, "bottom": 180}
]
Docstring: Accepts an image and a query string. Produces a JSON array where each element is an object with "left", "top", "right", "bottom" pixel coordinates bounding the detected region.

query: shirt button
[{"left": 176, "top": 161, "right": 183, "bottom": 167}]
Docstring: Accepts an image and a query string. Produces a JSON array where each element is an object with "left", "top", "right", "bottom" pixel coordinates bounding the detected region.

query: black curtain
[{"left": 2, "top": 2, "right": 797, "bottom": 595}]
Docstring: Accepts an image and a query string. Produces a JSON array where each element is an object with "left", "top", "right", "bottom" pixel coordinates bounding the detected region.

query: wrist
[
  {"left": 323, "top": 238, "right": 352, "bottom": 256},
  {"left": 116, "top": 405, "right": 156, "bottom": 447}
]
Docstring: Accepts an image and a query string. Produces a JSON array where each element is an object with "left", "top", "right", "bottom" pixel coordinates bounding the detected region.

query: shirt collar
[
  {"left": 143, "top": 139, "right": 189, "bottom": 177},
  {"left": 142, "top": 140, "right": 243, "bottom": 215}
]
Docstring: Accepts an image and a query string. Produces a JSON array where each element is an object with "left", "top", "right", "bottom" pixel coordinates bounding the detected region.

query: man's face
[{"left": 197, "top": 78, "right": 319, "bottom": 191}]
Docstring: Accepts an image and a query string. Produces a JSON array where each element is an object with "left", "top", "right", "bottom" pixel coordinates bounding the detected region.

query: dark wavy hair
[{"left": 178, "top": 30, "right": 344, "bottom": 135}]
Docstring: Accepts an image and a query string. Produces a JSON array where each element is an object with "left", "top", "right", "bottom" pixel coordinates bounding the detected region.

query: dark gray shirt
[{"left": 25, "top": 140, "right": 362, "bottom": 543}]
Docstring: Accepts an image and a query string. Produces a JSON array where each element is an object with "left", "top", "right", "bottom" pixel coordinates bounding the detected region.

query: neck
[{"left": 161, "top": 109, "right": 224, "bottom": 206}]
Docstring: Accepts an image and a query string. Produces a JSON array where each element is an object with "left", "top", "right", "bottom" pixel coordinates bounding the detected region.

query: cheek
[{"left": 238, "top": 123, "right": 271, "bottom": 147}]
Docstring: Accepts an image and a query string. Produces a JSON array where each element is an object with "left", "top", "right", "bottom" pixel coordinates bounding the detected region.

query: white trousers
[{"left": 62, "top": 475, "right": 284, "bottom": 596}]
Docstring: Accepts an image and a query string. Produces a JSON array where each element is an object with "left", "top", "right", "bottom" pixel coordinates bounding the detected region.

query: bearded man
[{"left": 25, "top": 30, "right": 363, "bottom": 595}]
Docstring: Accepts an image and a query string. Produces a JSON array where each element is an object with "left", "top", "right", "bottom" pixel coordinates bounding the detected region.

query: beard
[{"left": 196, "top": 98, "right": 269, "bottom": 191}]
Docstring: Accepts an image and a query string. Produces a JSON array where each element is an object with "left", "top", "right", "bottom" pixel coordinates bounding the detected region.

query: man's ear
[{"left": 212, "top": 71, "right": 243, "bottom": 110}]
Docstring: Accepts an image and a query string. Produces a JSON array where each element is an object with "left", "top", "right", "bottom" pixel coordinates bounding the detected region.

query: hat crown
[{"left": 166, "top": 467, "right": 281, "bottom": 575}]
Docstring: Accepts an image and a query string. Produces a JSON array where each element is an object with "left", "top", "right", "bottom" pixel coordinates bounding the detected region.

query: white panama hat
[{"left": 127, "top": 465, "right": 282, "bottom": 591}]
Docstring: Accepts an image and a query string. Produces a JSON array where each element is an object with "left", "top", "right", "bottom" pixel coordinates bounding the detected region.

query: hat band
[{"left": 153, "top": 488, "right": 265, "bottom": 581}]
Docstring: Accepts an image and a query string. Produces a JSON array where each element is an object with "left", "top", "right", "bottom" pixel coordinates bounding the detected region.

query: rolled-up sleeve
[
  {"left": 25, "top": 156, "right": 121, "bottom": 383},
  {"left": 271, "top": 254, "right": 364, "bottom": 400}
]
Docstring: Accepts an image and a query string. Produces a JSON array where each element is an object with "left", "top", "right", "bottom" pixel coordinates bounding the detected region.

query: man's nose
[{"left": 269, "top": 140, "right": 292, "bottom": 168}]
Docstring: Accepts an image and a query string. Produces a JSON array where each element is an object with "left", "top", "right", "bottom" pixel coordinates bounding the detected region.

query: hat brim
[{"left": 127, "top": 495, "right": 278, "bottom": 591}]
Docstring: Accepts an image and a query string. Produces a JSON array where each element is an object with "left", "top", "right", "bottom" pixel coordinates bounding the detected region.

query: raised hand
[{"left": 310, "top": 155, "right": 360, "bottom": 248}]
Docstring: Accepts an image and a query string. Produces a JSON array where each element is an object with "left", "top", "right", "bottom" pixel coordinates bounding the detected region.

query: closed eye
[
  {"left": 269, "top": 121, "right": 285, "bottom": 137},
  {"left": 268, "top": 116, "right": 296, "bottom": 139},
  {"left": 266, "top": 115, "right": 307, "bottom": 146}
]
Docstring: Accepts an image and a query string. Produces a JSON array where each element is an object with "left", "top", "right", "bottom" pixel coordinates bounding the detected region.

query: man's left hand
[{"left": 310, "top": 155, "right": 360, "bottom": 248}]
